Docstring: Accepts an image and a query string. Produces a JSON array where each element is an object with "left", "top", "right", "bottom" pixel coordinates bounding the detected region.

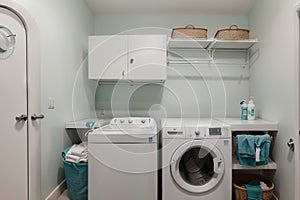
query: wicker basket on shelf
[
  {"left": 171, "top": 24, "right": 208, "bottom": 39},
  {"left": 233, "top": 174, "right": 274, "bottom": 200},
  {"left": 215, "top": 24, "right": 249, "bottom": 40}
]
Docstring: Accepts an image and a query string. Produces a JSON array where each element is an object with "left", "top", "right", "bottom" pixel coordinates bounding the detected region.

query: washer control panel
[
  {"left": 185, "top": 126, "right": 231, "bottom": 139},
  {"left": 163, "top": 126, "right": 231, "bottom": 139},
  {"left": 109, "top": 117, "right": 155, "bottom": 129},
  {"left": 161, "top": 118, "right": 232, "bottom": 139}
]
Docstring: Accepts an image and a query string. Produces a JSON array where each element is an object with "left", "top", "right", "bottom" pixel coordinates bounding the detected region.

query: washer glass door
[{"left": 170, "top": 140, "right": 224, "bottom": 193}]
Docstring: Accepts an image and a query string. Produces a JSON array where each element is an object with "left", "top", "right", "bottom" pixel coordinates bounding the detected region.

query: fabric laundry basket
[{"left": 62, "top": 146, "right": 88, "bottom": 200}]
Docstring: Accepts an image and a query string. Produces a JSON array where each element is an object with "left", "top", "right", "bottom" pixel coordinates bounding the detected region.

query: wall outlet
[
  {"left": 100, "top": 108, "right": 105, "bottom": 115},
  {"left": 48, "top": 97, "right": 55, "bottom": 109}
]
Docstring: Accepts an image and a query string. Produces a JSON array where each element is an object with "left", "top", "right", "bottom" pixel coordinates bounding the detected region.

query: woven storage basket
[
  {"left": 233, "top": 174, "right": 274, "bottom": 200},
  {"left": 215, "top": 24, "right": 249, "bottom": 40},
  {"left": 171, "top": 24, "right": 207, "bottom": 39}
]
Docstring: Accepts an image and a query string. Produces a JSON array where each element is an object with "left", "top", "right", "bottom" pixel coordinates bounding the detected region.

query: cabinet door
[
  {"left": 88, "top": 35, "right": 127, "bottom": 80},
  {"left": 127, "top": 35, "right": 167, "bottom": 81}
]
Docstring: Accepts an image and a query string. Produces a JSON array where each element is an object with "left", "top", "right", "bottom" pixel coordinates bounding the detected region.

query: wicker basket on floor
[{"left": 233, "top": 174, "right": 274, "bottom": 200}]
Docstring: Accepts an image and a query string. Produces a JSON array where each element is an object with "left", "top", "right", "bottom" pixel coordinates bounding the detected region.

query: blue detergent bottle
[{"left": 240, "top": 100, "right": 248, "bottom": 120}]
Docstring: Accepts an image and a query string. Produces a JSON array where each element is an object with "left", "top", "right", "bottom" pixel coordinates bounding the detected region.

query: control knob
[
  {"left": 128, "top": 119, "right": 133, "bottom": 124},
  {"left": 195, "top": 130, "right": 200, "bottom": 136}
]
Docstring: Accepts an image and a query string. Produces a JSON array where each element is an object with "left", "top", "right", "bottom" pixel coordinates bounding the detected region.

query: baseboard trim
[
  {"left": 45, "top": 179, "right": 67, "bottom": 200},
  {"left": 273, "top": 193, "right": 279, "bottom": 200}
]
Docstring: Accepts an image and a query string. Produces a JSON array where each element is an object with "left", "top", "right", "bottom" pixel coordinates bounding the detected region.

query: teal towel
[
  {"left": 236, "top": 135, "right": 256, "bottom": 167},
  {"left": 255, "top": 134, "right": 270, "bottom": 166},
  {"left": 245, "top": 180, "right": 262, "bottom": 200}
]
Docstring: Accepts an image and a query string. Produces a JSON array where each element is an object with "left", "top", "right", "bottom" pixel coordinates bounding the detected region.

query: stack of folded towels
[
  {"left": 65, "top": 142, "right": 88, "bottom": 163},
  {"left": 236, "top": 134, "right": 270, "bottom": 167}
]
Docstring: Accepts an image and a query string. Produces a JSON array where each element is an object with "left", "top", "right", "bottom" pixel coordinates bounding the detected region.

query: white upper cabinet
[
  {"left": 127, "top": 35, "right": 167, "bottom": 81},
  {"left": 88, "top": 35, "right": 167, "bottom": 82},
  {"left": 88, "top": 35, "right": 127, "bottom": 80}
]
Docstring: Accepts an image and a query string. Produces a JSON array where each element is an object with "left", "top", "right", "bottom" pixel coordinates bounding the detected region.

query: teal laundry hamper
[{"left": 62, "top": 146, "right": 88, "bottom": 200}]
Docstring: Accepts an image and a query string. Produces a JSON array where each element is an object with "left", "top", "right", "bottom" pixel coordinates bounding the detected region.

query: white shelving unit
[
  {"left": 168, "top": 38, "right": 213, "bottom": 49},
  {"left": 232, "top": 157, "right": 277, "bottom": 170},
  {"left": 167, "top": 38, "right": 257, "bottom": 79},
  {"left": 219, "top": 118, "right": 278, "bottom": 171},
  {"left": 208, "top": 39, "right": 257, "bottom": 50},
  {"left": 167, "top": 38, "right": 257, "bottom": 66},
  {"left": 217, "top": 118, "right": 278, "bottom": 131},
  {"left": 168, "top": 38, "right": 257, "bottom": 50}
]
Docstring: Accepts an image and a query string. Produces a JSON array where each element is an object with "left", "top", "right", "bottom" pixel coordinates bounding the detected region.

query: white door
[
  {"left": 88, "top": 35, "right": 127, "bottom": 80},
  {"left": 127, "top": 35, "right": 167, "bottom": 81},
  {"left": 0, "top": 8, "right": 28, "bottom": 199}
]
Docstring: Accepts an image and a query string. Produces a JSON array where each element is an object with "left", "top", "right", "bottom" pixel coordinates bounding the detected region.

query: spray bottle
[{"left": 240, "top": 100, "right": 248, "bottom": 120}]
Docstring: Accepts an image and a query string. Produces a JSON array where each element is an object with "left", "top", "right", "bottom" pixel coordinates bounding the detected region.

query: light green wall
[
  {"left": 94, "top": 14, "right": 248, "bottom": 37},
  {"left": 249, "top": 1, "right": 298, "bottom": 199},
  {"left": 94, "top": 14, "right": 250, "bottom": 121},
  {"left": 11, "top": 0, "right": 94, "bottom": 198}
]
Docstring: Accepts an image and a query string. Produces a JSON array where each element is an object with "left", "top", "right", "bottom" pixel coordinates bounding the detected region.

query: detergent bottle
[
  {"left": 247, "top": 97, "right": 255, "bottom": 120},
  {"left": 240, "top": 100, "right": 248, "bottom": 120}
]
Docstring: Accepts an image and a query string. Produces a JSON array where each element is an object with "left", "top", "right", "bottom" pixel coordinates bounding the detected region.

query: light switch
[{"left": 48, "top": 97, "right": 55, "bottom": 109}]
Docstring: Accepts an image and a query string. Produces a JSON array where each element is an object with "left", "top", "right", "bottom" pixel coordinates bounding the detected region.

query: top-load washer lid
[{"left": 88, "top": 117, "right": 158, "bottom": 143}]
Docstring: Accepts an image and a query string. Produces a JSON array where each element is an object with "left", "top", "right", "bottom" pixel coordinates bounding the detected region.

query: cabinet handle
[
  {"left": 122, "top": 70, "right": 125, "bottom": 76},
  {"left": 31, "top": 114, "right": 45, "bottom": 120},
  {"left": 130, "top": 58, "right": 134, "bottom": 64},
  {"left": 287, "top": 138, "right": 295, "bottom": 152},
  {"left": 16, "top": 114, "right": 27, "bottom": 122}
]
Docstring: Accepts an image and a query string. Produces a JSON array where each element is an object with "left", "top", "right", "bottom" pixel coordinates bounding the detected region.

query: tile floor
[{"left": 57, "top": 190, "right": 70, "bottom": 200}]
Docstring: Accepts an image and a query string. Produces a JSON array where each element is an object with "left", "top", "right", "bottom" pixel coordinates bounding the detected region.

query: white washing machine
[
  {"left": 88, "top": 117, "right": 158, "bottom": 200},
  {"left": 161, "top": 118, "right": 232, "bottom": 200}
]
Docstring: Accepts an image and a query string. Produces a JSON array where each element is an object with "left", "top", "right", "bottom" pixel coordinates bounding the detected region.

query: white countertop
[
  {"left": 216, "top": 118, "right": 278, "bottom": 131},
  {"left": 65, "top": 118, "right": 111, "bottom": 129}
]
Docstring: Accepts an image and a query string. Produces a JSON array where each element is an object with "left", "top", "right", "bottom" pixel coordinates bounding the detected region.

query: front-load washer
[
  {"left": 88, "top": 117, "right": 158, "bottom": 200},
  {"left": 161, "top": 118, "right": 232, "bottom": 200}
]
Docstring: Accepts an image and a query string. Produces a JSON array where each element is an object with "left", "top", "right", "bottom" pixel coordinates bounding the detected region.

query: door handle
[
  {"left": 31, "top": 114, "right": 45, "bottom": 120},
  {"left": 287, "top": 138, "right": 295, "bottom": 152},
  {"left": 16, "top": 114, "right": 27, "bottom": 122},
  {"left": 130, "top": 58, "right": 134, "bottom": 64}
]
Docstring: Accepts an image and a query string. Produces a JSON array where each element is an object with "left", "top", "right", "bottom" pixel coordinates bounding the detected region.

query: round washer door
[{"left": 170, "top": 140, "right": 225, "bottom": 193}]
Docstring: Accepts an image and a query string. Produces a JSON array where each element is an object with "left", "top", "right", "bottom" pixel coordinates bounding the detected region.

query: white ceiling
[{"left": 84, "top": 0, "right": 256, "bottom": 15}]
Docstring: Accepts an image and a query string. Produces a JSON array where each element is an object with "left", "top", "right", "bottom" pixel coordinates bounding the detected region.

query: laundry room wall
[
  {"left": 11, "top": 0, "right": 94, "bottom": 198},
  {"left": 249, "top": 0, "right": 298, "bottom": 199},
  {"left": 93, "top": 14, "right": 250, "bottom": 123}
]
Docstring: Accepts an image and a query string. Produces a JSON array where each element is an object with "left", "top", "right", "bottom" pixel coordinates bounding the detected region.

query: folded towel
[
  {"left": 66, "top": 154, "right": 88, "bottom": 163},
  {"left": 67, "top": 143, "right": 88, "bottom": 156},
  {"left": 66, "top": 154, "right": 81, "bottom": 163},
  {"left": 260, "top": 181, "right": 269, "bottom": 190},
  {"left": 65, "top": 142, "right": 88, "bottom": 163},
  {"left": 255, "top": 134, "right": 270, "bottom": 166},
  {"left": 236, "top": 135, "right": 256, "bottom": 167},
  {"left": 245, "top": 180, "right": 262, "bottom": 200}
]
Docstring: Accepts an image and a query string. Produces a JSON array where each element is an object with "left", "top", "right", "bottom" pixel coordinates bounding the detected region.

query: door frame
[
  {"left": 295, "top": 2, "right": 300, "bottom": 200},
  {"left": 0, "top": 1, "right": 40, "bottom": 200}
]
